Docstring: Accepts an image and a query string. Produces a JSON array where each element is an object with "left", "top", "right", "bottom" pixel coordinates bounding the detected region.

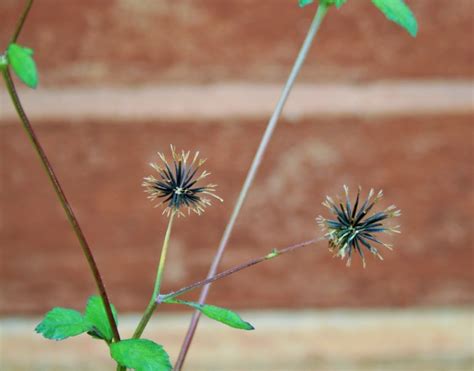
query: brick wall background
[{"left": 1, "top": 0, "right": 473, "bottom": 316}]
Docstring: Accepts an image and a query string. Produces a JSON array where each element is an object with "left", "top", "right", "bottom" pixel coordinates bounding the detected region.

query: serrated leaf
[
  {"left": 372, "top": 0, "right": 418, "bottom": 36},
  {"left": 35, "top": 307, "right": 92, "bottom": 340},
  {"left": 166, "top": 299, "right": 254, "bottom": 330},
  {"left": 84, "top": 296, "right": 118, "bottom": 342},
  {"left": 7, "top": 43, "right": 38, "bottom": 88},
  {"left": 110, "top": 339, "right": 172, "bottom": 371}
]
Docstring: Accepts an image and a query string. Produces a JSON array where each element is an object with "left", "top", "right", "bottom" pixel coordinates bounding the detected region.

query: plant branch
[
  {"left": 159, "top": 237, "right": 323, "bottom": 304},
  {"left": 175, "top": 4, "right": 329, "bottom": 369},
  {"left": 10, "top": 0, "right": 34, "bottom": 44},
  {"left": 2, "top": 68, "right": 121, "bottom": 344},
  {"left": 132, "top": 212, "right": 176, "bottom": 339}
]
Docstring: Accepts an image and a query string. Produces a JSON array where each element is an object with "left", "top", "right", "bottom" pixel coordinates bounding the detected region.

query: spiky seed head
[
  {"left": 142, "top": 145, "right": 223, "bottom": 217},
  {"left": 317, "top": 185, "right": 401, "bottom": 268}
]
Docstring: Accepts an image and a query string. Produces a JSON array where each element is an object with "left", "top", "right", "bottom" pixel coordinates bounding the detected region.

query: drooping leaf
[
  {"left": 110, "top": 339, "right": 172, "bottom": 371},
  {"left": 84, "top": 296, "right": 118, "bottom": 342},
  {"left": 166, "top": 299, "right": 254, "bottom": 330},
  {"left": 35, "top": 307, "right": 92, "bottom": 340},
  {"left": 7, "top": 43, "right": 38, "bottom": 88},
  {"left": 372, "top": 0, "right": 418, "bottom": 36}
]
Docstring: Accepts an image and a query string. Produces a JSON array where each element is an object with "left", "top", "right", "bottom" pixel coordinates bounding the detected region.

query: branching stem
[
  {"left": 159, "top": 237, "right": 323, "bottom": 304},
  {"left": 175, "top": 4, "right": 329, "bottom": 369}
]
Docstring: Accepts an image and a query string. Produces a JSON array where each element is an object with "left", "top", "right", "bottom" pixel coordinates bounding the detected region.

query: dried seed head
[
  {"left": 143, "top": 145, "right": 223, "bottom": 217},
  {"left": 317, "top": 185, "right": 401, "bottom": 268}
]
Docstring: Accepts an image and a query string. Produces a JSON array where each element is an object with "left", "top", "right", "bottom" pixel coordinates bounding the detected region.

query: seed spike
[
  {"left": 143, "top": 146, "right": 223, "bottom": 217},
  {"left": 318, "top": 186, "right": 401, "bottom": 267}
]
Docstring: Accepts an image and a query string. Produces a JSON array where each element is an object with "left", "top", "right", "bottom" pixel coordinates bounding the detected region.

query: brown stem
[
  {"left": 2, "top": 68, "right": 120, "bottom": 343},
  {"left": 10, "top": 0, "right": 34, "bottom": 44},
  {"left": 175, "top": 4, "right": 329, "bottom": 369},
  {"left": 159, "top": 237, "right": 323, "bottom": 304}
]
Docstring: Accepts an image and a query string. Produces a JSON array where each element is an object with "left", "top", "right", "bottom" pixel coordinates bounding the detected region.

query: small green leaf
[
  {"left": 84, "top": 296, "right": 118, "bottom": 342},
  {"left": 321, "top": 0, "right": 347, "bottom": 8},
  {"left": 372, "top": 0, "right": 418, "bottom": 36},
  {"left": 166, "top": 299, "right": 254, "bottom": 330},
  {"left": 110, "top": 339, "right": 172, "bottom": 371},
  {"left": 7, "top": 43, "right": 38, "bottom": 88},
  {"left": 35, "top": 307, "right": 92, "bottom": 340},
  {"left": 300, "top": 0, "right": 346, "bottom": 8},
  {"left": 299, "top": 0, "right": 314, "bottom": 7},
  {"left": 265, "top": 248, "right": 280, "bottom": 259}
]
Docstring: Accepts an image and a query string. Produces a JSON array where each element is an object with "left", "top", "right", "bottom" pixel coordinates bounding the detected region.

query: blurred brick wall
[
  {"left": 1, "top": 0, "right": 473, "bottom": 314},
  {"left": 1, "top": 0, "right": 472, "bottom": 85}
]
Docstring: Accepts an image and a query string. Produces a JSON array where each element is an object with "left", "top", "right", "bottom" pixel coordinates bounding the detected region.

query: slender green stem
[
  {"left": 159, "top": 238, "right": 323, "bottom": 304},
  {"left": 10, "top": 0, "right": 34, "bottom": 44},
  {"left": 132, "top": 212, "right": 176, "bottom": 339},
  {"left": 2, "top": 68, "right": 121, "bottom": 344},
  {"left": 175, "top": 4, "right": 329, "bottom": 369}
]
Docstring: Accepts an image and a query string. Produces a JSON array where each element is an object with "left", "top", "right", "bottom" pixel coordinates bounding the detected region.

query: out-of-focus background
[{"left": 1, "top": 1, "right": 473, "bottom": 370}]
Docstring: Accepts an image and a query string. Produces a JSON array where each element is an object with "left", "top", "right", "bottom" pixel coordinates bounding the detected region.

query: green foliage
[
  {"left": 84, "top": 296, "right": 118, "bottom": 342},
  {"left": 372, "top": 0, "right": 418, "bottom": 36},
  {"left": 165, "top": 299, "right": 254, "bottom": 330},
  {"left": 321, "top": 0, "right": 347, "bottom": 8},
  {"left": 110, "top": 339, "right": 172, "bottom": 371},
  {"left": 299, "top": 0, "right": 314, "bottom": 7},
  {"left": 36, "top": 295, "right": 118, "bottom": 344},
  {"left": 265, "top": 248, "right": 280, "bottom": 259},
  {"left": 7, "top": 43, "right": 38, "bottom": 88},
  {"left": 35, "top": 307, "right": 92, "bottom": 340},
  {"left": 299, "top": 0, "right": 347, "bottom": 8},
  {"left": 298, "top": 0, "right": 418, "bottom": 37}
]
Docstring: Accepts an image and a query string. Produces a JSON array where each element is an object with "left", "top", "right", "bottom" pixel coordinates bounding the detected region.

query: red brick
[
  {"left": 1, "top": 115, "right": 472, "bottom": 314},
  {"left": 1, "top": 0, "right": 472, "bottom": 86}
]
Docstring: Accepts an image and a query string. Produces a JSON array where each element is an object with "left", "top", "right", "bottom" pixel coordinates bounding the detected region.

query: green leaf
[
  {"left": 321, "top": 0, "right": 347, "bottom": 8},
  {"left": 166, "top": 299, "right": 254, "bottom": 330},
  {"left": 372, "top": 0, "right": 418, "bottom": 36},
  {"left": 299, "top": 0, "right": 314, "bottom": 7},
  {"left": 84, "top": 296, "right": 118, "bottom": 342},
  {"left": 110, "top": 339, "right": 172, "bottom": 371},
  {"left": 7, "top": 43, "right": 38, "bottom": 88},
  {"left": 300, "top": 0, "right": 347, "bottom": 8},
  {"left": 35, "top": 307, "right": 92, "bottom": 340}
]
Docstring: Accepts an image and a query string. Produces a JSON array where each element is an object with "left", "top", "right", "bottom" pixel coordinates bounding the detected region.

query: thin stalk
[
  {"left": 6, "top": 2, "right": 124, "bottom": 369},
  {"left": 175, "top": 4, "right": 329, "bottom": 369},
  {"left": 10, "top": 0, "right": 34, "bottom": 44},
  {"left": 132, "top": 212, "right": 176, "bottom": 339},
  {"left": 2, "top": 69, "right": 121, "bottom": 344},
  {"left": 159, "top": 238, "right": 323, "bottom": 304}
]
